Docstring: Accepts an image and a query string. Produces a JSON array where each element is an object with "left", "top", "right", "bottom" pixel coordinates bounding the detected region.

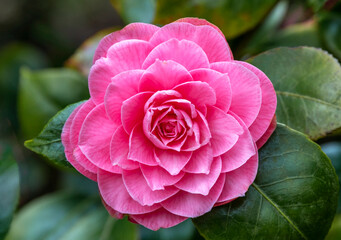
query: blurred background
[{"left": 1, "top": 0, "right": 341, "bottom": 239}]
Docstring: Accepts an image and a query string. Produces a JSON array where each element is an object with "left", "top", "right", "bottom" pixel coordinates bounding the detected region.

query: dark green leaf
[
  {"left": 193, "top": 124, "right": 339, "bottom": 240},
  {"left": 18, "top": 67, "right": 89, "bottom": 139},
  {"left": 325, "top": 214, "right": 341, "bottom": 240},
  {"left": 306, "top": 0, "right": 327, "bottom": 12},
  {"left": 154, "top": 0, "right": 277, "bottom": 39},
  {"left": 248, "top": 47, "right": 341, "bottom": 140},
  {"left": 5, "top": 192, "right": 138, "bottom": 240},
  {"left": 111, "top": 0, "right": 155, "bottom": 23},
  {"left": 24, "top": 101, "right": 85, "bottom": 168},
  {"left": 0, "top": 146, "right": 20, "bottom": 240}
]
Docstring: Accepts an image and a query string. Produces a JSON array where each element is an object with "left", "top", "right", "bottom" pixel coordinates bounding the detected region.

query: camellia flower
[{"left": 62, "top": 18, "right": 277, "bottom": 230}]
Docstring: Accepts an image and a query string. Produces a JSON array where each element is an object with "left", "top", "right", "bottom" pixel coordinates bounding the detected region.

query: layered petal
[
  {"left": 256, "top": 115, "right": 277, "bottom": 149},
  {"left": 183, "top": 144, "right": 213, "bottom": 174},
  {"left": 154, "top": 148, "right": 192, "bottom": 175}
]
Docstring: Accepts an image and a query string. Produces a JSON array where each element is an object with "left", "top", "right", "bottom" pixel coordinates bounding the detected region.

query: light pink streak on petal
[
  {"left": 210, "top": 62, "right": 262, "bottom": 127},
  {"left": 237, "top": 61, "right": 277, "bottom": 142},
  {"left": 69, "top": 100, "right": 98, "bottom": 174},
  {"left": 217, "top": 152, "right": 258, "bottom": 204},
  {"left": 142, "top": 38, "right": 209, "bottom": 70},
  {"left": 190, "top": 68, "right": 232, "bottom": 112},
  {"left": 94, "top": 23, "right": 159, "bottom": 62},
  {"left": 130, "top": 208, "right": 187, "bottom": 231},
  {"left": 110, "top": 126, "right": 139, "bottom": 170},
  {"left": 78, "top": 103, "right": 121, "bottom": 173},
  {"left": 221, "top": 112, "right": 257, "bottom": 173},
  {"left": 206, "top": 106, "right": 243, "bottom": 157},
  {"left": 129, "top": 124, "right": 158, "bottom": 166},
  {"left": 256, "top": 115, "right": 277, "bottom": 149},
  {"left": 62, "top": 102, "right": 97, "bottom": 181},
  {"left": 104, "top": 70, "right": 144, "bottom": 124},
  {"left": 175, "top": 156, "right": 222, "bottom": 195},
  {"left": 173, "top": 81, "right": 216, "bottom": 108},
  {"left": 154, "top": 148, "right": 192, "bottom": 176},
  {"left": 183, "top": 144, "right": 213, "bottom": 174},
  {"left": 98, "top": 169, "right": 160, "bottom": 214},
  {"left": 161, "top": 174, "right": 225, "bottom": 217},
  {"left": 139, "top": 60, "right": 193, "bottom": 92},
  {"left": 149, "top": 22, "right": 232, "bottom": 63},
  {"left": 140, "top": 164, "right": 185, "bottom": 191},
  {"left": 121, "top": 91, "right": 153, "bottom": 134},
  {"left": 122, "top": 169, "right": 179, "bottom": 206}
]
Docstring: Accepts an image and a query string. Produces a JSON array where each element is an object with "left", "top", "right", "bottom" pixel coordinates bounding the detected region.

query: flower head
[{"left": 62, "top": 18, "right": 277, "bottom": 230}]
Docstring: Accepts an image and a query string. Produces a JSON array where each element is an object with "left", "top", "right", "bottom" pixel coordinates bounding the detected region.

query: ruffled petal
[
  {"left": 256, "top": 115, "right": 277, "bottom": 149},
  {"left": 154, "top": 148, "right": 192, "bottom": 175},
  {"left": 183, "top": 144, "right": 213, "bottom": 174}
]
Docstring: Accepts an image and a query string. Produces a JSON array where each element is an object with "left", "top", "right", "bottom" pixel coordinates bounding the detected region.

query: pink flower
[{"left": 62, "top": 18, "right": 277, "bottom": 230}]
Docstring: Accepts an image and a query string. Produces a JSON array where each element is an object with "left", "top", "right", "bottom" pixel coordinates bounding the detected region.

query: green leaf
[
  {"left": 248, "top": 47, "right": 341, "bottom": 140},
  {"left": 306, "top": 0, "right": 327, "bottom": 12},
  {"left": 24, "top": 101, "right": 85, "bottom": 168},
  {"left": 325, "top": 214, "right": 341, "bottom": 240},
  {"left": 111, "top": 0, "right": 155, "bottom": 24},
  {"left": 65, "top": 28, "right": 118, "bottom": 76},
  {"left": 18, "top": 67, "right": 89, "bottom": 139},
  {"left": 0, "top": 145, "right": 20, "bottom": 240},
  {"left": 5, "top": 192, "right": 138, "bottom": 240},
  {"left": 154, "top": 0, "right": 277, "bottom": 39},
  {"left": 193, "top": 124, "right": 339, "bottom": 240}
]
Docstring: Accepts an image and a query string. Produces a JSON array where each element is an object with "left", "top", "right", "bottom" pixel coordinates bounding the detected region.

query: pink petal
[
  {"left": 78, "top": 103, "right": 121, "bottom": 173},
  {"left": 175, "top": 156, "right": 222, "bottom": 195},
  {"left": 173, "top": 81, "right": 216, "bottom": 107},
  {"left": 206, "top": 106, "right": 243, "bottom": 157},
  {"left": 130, "top": 208, "right": 187, "bottom": 231},
  {"left": 237, "top": 61, "right": 277, "bottom": 141},
  {"left": 129, "top": 124, "right": 158, "bottom": 166},
  {"left": 221, "top": 112, "right": 257, "bottom": 173},
  {"left": 210, "top": 62, "right": 262, "bottom": 127},
  {"left": 121, "top": 92, "right": 153, "bottom": 134},
  {"left": 256, "top": 115, "right": 277, "bottom": 149},
  {"left": 190, "top": 68, "right": 232, "bottom": 112},
  {"left": 161, "top": 174, "right": 225, "bottom": 217},
  {"left": 94, "top": 23, "right": 159, "bottom": 62},
  {"left": 217, "top": 152, "right": 258, "bottom": 204},
  {"left": 195, "top": 111, "right": 212, "bottom": 146},
  {"left": 101, "top": 199, "right": 124, "bottom": 219},
  {"left": 110, "top": 126, "right": 139, "bottom": 170},
  {"left": 122, "top": 169, "right": 179, "bottom": 206},
  {"left": 140, "top": 164, "right": 185, "bottom": 191},
  {"left": 104, "top": 70, "right": 144, "bottom": 124},
  {"left": 154, "top": 148, "right": 192, "bottom": 175},
  {"left": 62, "top": 102, "right": 97, "bottom": 181},
  {"left": 98, "top": 169, "right": 160, "bottom": 214},
  {"left": 139, "top": 60, "right": 193, "bottom": 92},
  {"left": 183, "top": 144, "right": 213, "bottom": 174},
  {"left": 142, "top": 39, "right": 209, "bottom": 70},
  {"left": 144, "top": 90, "right": 182, "bottom": 111},
  {"left": 149, "top": 22, "right": 232, "bottom": 63}
]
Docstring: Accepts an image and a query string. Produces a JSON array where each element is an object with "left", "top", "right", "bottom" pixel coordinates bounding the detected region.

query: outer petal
[
  {"left": 98, "top": 169, "right": 160, "bottom": 214},
  {"left": 129, "top": 208, "right": 187, "bottom": 231},
  {"left": 217, "top": 152, "right": 258, "bottom": 204},
  {"left": 93, "top": 23, "right": 159, "bottom": 62},
  {"left": 256, "top": 115, "right": 277, "bottom": 149},
  {"left": 149, "top": 22, "right": 232, "bottom": 62},
  {"left": 175, "top": 156, "right": 222, "bottom": 195},
  {"left": 183, "top": 144, "right": 213, "bottom": 174},
  {"left": 62, "top": 102, "right": 97, "bottom": 181},
  {"left": 140, "top": 165, "right": 185, "bottom": 191},
  {"left": 142, "top": 39, "right": 209, "bottom": 70},
  {"left": 221, "top": 112, "right": 256, "bottom": 173},
  {"left": 139, "top": 60, "right": 193, "bottom": 92},
  {"left": 161, "top": 174, "right": 225, "bottom": 217},
  {"left": 206, "top": 106, "right": 243, "bottom": 157},
  {"left": 122, "top": 169, "right": 179, "bottom": 206},
  {"left": 237, "top": 61, "right": 277, "bottom": 142},
  {"left": 154, "top": 148, "right": 192, "bottom": 176},
  {"left": 104, "top": 70, "right": 144, "bottom": 124},
  {"left": 78, "top": 103, "right": 121, "bottom": 173}
]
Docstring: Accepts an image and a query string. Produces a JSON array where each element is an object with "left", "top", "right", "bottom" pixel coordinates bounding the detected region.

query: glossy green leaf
[
  {"left": 154, "top": 0, "right": 277, "bottom": 39},
  {"left": 24, "top": 101, "right": 85, "bottom": 168},
  {"left": 18, "top": 67, "right": 89, "bottom": 139},
  {"left": 248, "top": 47, "right": 341, "bottom": 140},
  {"left": 65, "top": 28, "right": 117, "bottom": 76},
  {"left": 0, "top": 145, "right": 20, "bottom": 240},
  {"left": 5, "top": 192, "right": 138, "bottom": 240},
  {"left": 111, "top": 0, "right": 155, "bottom": 23},
  {"left": 325, "top": 214, "right": 341, "bottom": 240},
  {"left": 193, "top": 124, "right": 339, "bottom": 240}
]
